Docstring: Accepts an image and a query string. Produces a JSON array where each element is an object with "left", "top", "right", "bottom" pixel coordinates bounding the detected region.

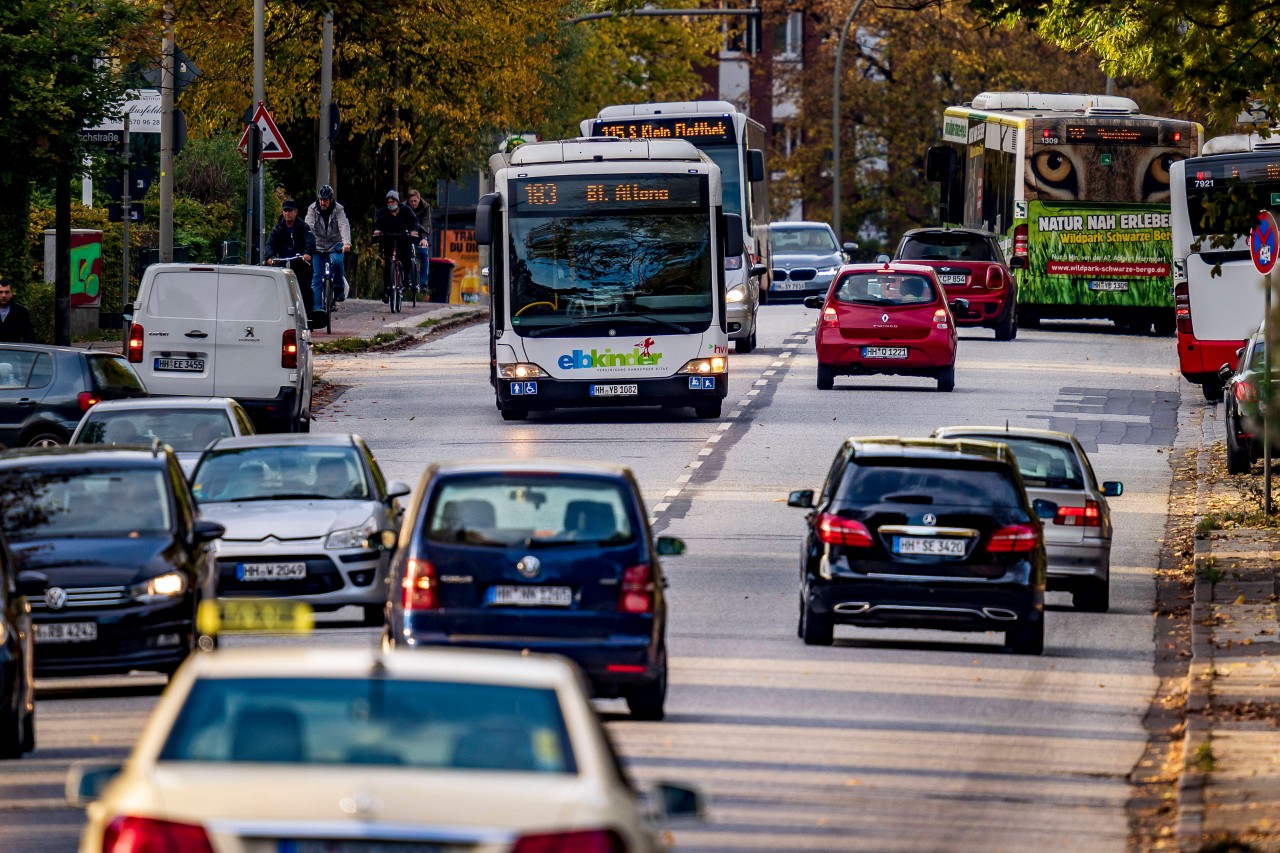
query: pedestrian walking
[{"left": 0, "top": 278, "right": 38, "bottom": 343}]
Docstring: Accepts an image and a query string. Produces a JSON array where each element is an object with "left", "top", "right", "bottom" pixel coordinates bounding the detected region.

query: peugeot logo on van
[{"left": 243, "top": 326, "right": 255, "bottom": 338}]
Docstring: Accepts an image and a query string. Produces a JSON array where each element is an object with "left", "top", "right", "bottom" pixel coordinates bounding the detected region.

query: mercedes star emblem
[
  {"left": 45, "top": 587, "right": 68, "bottom": 610},
  {"left": 517, "top": 555, "right": 541, "bottom": 579},
  {"left": 922, "top": 513, "right": 937, "bottom": 526}
]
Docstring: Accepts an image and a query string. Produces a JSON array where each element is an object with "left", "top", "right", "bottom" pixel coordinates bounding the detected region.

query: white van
[{"left": 128, "top": 264, "right": 313, "bottom": 432}]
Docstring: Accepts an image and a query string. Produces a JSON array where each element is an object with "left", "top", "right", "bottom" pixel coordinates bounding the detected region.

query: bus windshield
[
  {"left": 507, "top": 174, "right": 714, "bottom": 336},
  {"left": 700, "top": 145, "right": 742, "bottom": 218},
  {"left": 1024, "top": 118, "right": 1190, "bottom": 204},
  {"left": 1184, "top": 156, "right": 1280, "bottom": 239}
]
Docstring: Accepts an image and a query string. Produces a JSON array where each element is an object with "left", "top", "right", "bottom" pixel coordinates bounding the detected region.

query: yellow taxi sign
[{"left": 197, "top": 599, "right": 315, "bottom": 636}]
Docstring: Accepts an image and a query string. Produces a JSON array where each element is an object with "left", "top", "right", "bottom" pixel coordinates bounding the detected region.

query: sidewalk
[
  {"left": 1180, "top": 398, "right": 1280, "bottom": 851},
  {"left": 309, "top": 296, "right": 485, "bottom": 351}
]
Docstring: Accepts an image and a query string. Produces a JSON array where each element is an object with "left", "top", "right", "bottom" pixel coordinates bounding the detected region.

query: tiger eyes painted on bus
[{"left": 1025, "top": 146, "right": 1186, "bottom": 203}]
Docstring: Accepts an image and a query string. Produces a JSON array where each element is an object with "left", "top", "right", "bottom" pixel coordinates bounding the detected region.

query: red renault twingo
[{"left": 804, "top": 262, "right": 962, "bottom": 392}]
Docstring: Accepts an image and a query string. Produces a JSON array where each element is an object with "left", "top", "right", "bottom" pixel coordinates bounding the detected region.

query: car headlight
[
  {"left": 497, "top": 363, "right": 548, "bottom": 379},
  {"left": 131, "top": 572, "right": 188, "bottom": 603},
  {"left": 726, "top": 284, "right": 746, "bottom": 303},
  {"left": 677, "top": 357, "right": 727, "bottom": 375},
  {"left": 326, "top": 517, "right": 379, "bottom": 550}
]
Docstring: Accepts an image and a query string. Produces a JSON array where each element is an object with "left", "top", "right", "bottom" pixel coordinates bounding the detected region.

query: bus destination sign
[
  {"left": 591, "top": 117, "right": 736, "bottom": 144},
  {"left": 1037, "top": 124, "right": 1161, "bottom": 146},
  {"left": 511, "top": 175, "right": 706, "bottom": 212}
]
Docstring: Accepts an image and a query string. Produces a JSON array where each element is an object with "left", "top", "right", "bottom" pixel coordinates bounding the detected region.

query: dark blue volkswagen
[{"left": 383, "top": 460, "right": 682, "bottom": 720}]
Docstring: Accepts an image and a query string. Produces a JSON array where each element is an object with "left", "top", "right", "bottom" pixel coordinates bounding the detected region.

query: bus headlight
[
  {"left": 727, "top": 284, "right": 746, "bottom": 303},
  {"left": 497, "top": 363, "right": 548, "bottom": 379},
  {"left": 677, "top": 357, "right": 727, "bottom": 375}
]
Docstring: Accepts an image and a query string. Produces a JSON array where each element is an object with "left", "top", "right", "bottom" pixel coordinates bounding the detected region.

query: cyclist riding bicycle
[
  {"left": 264, "top": 199, "right": 316, "bottom": 315},
  {"left": 305, "top": 184, "right": 352, "bottom": 313},
  {"left": 372, "top": 189, "right": 419, "bottom": 304}
]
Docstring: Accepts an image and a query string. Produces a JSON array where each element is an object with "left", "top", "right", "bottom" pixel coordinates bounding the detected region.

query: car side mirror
[
  {"left": 655, "top": 536, "right": 686, "bottom": 557},
  {"left": 1236, "top": 347, "right": 1246, "bottom": 359},
  {"left": 876, "top": 253, "right": 891, "bottom": 264},
  {"left": 651, "top": 781, "right": 706, "bottom": 820},
  {"left": 803, "top": 296, "right": 825, "bottom": 310},
  {"left": 191, "top": 519, "right": 225, "bottom": 544},
  {"left": 950, "top": 298, "right": 970, "bottom": 312},
  {"left": 1009, "top": 255, "right": 1027, "bottom": 270},
  {"left": 1032, "top": 498, "right": 1059, "bottom": 519},
  {"left": 750, "top": 263, "right": 768, "bottom": 279},
  {"left": 65, "top": 761, "right": 123, "bottom": 808},
  {"left": 16, "top": 571, "right": 48, "bottom": 599},
  {"left": 1102, "top": 481, "right": 1123, "bottom": 497},
  {"left": 787, "top": 489, "right": 815, "bottom": 508},
  {"left": 843, "top": 241, "right": 859, "bottom": 253},
  {"left": 1219, "top": 365, "right": 1234, "bottom": 382},
  {"left": 386, "top": 480, "right": 412, "bottom": 501}
]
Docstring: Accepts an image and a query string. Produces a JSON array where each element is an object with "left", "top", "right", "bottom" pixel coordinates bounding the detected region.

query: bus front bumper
[{"left": 496, "top": 374, "right": 727, "bottom": 411}]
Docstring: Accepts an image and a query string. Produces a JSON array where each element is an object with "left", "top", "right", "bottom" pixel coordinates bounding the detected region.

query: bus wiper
[
  {"left": 526, "top": 314, "right": 689, "bottom": 337},
  {"left": 608, "top": 312, "right": 691, "bottom": 334}
]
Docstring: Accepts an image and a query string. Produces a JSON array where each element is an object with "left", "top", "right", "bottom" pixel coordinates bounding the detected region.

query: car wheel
[
  {"left": 816, "top": 364, "right": 835, "bottom": 390},
  {"left": 1202, "top": 380, "right": 1224, "bottom": 403},
  {"left": 1226, "top": 423, "right": 1253, "bottom": 475},
  {"left": 0, "top": 703, "right": 23, "bottom": 760},
  {"left": 20, "top": 702, "right": 34, "bottom": 754},
  {"left": 800, "top": 594, "right": 834, "bottom": 646},
  {"left": 499, "top": 404, "right": 528, "bottom": 422},
  {"left": 23, "top": 430, "right": 65, "bottom": 448},
  {"left": 694, "top": 401, "right": 722, "bottom": 419},
  {"left": 735, "top": 318, "right": 757, "bottom": 354},
  {"left": 994, "top": 303, "right": 1017, "bottom": 341},
  {"left": 1073, "top": 579, "right": 1110, "bottom": 613},
  {"left": 1005, "top": 612, "right": 1044, "bottom": 655},
  {"left": 298, "top": 415, "right": 312, "bottom": 433},
  {"left": 936, "top": 365, "right": 956, "bottom": 392},
  {"left": 627, "top": 652, "right": 667, "bottom": 721}
]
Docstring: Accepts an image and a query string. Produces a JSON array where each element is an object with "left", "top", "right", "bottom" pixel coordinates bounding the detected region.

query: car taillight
[
  {"left": 619, "top": 563, "right": 654, "bottom": 614},
  {"left": 127, "top": 323, "right": 144, "bottom": 363},
  {"left": 821, "top": 306, "right": 838, "bottom": 328},
  {"left": 987, "top": 523, "right": 1039, "bottom": 553},
  {"left": 401, "top": 558, "right": 439, "bottom": 610},
  {"left": 102, "top": 815, "right": 216, "bottom": 853},
  {"left": 78, "top": 391, "right": 101, "bottom": 412},
  {"left": 1174, "top": 281, "right": 1192, "bottom": 336},
  {"left": 1055, "top": 500, "right": 1101, "bottom": 528},
  {"left": 1236, "top": 381, "right": 1257, "bottom": 403},
  {"left": 512, "top": 829, "right": 627, "bottom": 853},
  {"left": 1013, "top": 224, "right": 1028, "bottom": 257},
  {"left": 281, "top": 329, "right": 298, "bottom": 369},
  {"left": 933, "top": 308, "right": 949, "bottom": 323},
  {"left": 816, "top": 513, "right": 874, "bottom": 548}
]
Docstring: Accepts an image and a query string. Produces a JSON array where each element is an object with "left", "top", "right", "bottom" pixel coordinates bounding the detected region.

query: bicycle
[
  {"left": 376, "top": 231, "right": 414, "bottom": 314},
  {"left": 319, "top": 258, "right": 337, "bottom": 333}
]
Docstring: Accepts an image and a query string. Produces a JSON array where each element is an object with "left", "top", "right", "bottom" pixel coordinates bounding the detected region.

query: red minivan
[{"left": 805, "top": 262, "right": 961, "bottom": 392}]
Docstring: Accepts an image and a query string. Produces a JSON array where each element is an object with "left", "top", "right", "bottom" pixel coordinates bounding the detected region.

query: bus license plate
[
  {"left": 1088, "top": 280, "right": 1129, "bottom": 292},
  {"left": 237, "top": 562, "right": 307, "bottom": 581},
  {"left": 155, "top": 357, "right": 205, "bottom": 371},
  {"left": 35, "top": 622, "right": 98, "bottom": 644},
  {"left": 895, "top": 537, "right": 966, "bottom": 556},
  {"left": 590, "top": 384, "right": 638, "bottom": 397},
  {"left": 863, "top": 347, "right": 908, "bottom": 359},
  {"left": 489, "top": 586, "right": 573, "bottom": 607}
]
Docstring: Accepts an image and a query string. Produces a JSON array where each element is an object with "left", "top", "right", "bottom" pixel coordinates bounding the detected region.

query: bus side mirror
[
  {"left": 474, "top": 193, "right": 501, "bottom": 246},
  {"left": 748, "top": 149, "right": 766, "bottom": 183},
  {"left": 723, "top": 213, "right": 744, "bottom": 259},
  {"left": 925, "top": 146, "right": 956, "bottom": 183}
]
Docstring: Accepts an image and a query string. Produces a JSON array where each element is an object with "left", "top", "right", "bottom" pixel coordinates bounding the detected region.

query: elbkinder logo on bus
[{"left": 558, "top": 339, "right": 664, "bottom": 370}]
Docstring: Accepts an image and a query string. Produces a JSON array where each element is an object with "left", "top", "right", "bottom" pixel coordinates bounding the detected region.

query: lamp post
[{"left": 831, "top": 0, "right": 867, "bottom": 242}]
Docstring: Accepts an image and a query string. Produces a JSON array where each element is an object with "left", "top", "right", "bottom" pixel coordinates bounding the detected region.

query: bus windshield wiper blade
[
  {"left": 608, "top": 312, "right": 691, "bottom": 333},
  {"left": 526, "top": 313, "right": 690, "bottom": 336}
]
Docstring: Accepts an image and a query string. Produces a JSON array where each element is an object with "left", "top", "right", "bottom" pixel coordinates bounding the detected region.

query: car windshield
[
  {"left": 192, "top": 446, "right": 369, "bottom": 502},
  {"left": 159, "top": 676, "right": 577, "bottom": 774},
  {"left": 0, "top": 467, "right": 171, "bottom": 541},
  {"left": 78, "top": 409, "right": 234, "bottom": 452},
  {"left": 838, "top": 462, "right": 1024, "bottom": 508},
  {"left": 897, "top": 234, "right": 994, "bottom": 262},
  {"left": 771, "top": 227, "right": 837, "bottom": 254},
  {"left": 424, "top": 475, "right": 636, "bottom": 549},
  {"left": 834, "top": 273, "right": 936, "bottom": 305},
  {"left": 951, "top": 436, "right": 1085, "bottom": 490}
]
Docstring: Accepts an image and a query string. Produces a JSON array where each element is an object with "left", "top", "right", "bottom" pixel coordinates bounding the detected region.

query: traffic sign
[
  {"left": 237, "top": 102, "right": 292, "bottom": 160},
  {"left": 107, "top": 202, "right": 144, "bottom": 223},
  {"left": 1251, "top": 210, "right": 1278, "bottom": 275}
]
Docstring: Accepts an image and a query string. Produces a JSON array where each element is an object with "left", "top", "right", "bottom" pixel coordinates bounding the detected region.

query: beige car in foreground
[{"left": 68, "top": 647, "right": 701, "bottom": 853}]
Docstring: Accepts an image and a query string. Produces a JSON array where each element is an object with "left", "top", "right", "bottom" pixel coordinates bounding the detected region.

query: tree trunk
[{"left": 0, "top": 177, "right": 32, "bottom": 285}]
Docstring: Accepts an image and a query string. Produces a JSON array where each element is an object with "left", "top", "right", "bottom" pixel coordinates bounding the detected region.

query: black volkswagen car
[
  {"left": 788, "top": 438, "right": 1053, "bottom": 654},
  {"left": 0, "top": 446, "right": 223, "bottom": 677},
  {"left": 0, "top": 530, "right": 34, "bottom": 759},
  {"left": 384, "top": 460, "right": 684, "bottom": 720}
]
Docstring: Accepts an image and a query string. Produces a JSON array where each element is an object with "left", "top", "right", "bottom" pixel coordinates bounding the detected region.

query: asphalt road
[{"left": 0, "top": 305, "right": 1180, "bottom": 852}]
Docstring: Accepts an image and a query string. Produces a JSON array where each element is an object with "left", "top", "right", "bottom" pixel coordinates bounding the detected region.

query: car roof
[
  {"left": 427, "top": 458, "right": 633, "bottom": 479},
  {"left": 208, "top": 433, "right": 358, "bottom": 450},
  {"left": 0, "top": 343, "right": 122, "bottom": 357},
  {"left": 846, "top": 436, "right": 1016, "bottom": 466},
  {"left": 840, "top": 262, "right": 939, "bottom": 277},
  {"left": 770, "top": 221, "right": 834, "bottom": 231},
  {"left": 83, "top": 397, "right": 240, "bottom": 412},
  {"left": 933, "top": 425, "right": 1078, "bottom": 448},
  {"left": 0, "top": 444, "right": 171, "bottom": 467},
  {"left": 901, "top": 227, "right": 997, "bottom": 239},
  {"left": 181, "top": 646, "right": 578, "bottom": 689}
]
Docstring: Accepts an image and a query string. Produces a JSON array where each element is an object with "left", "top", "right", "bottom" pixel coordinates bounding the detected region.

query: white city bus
[
  {"left": 1171, "top": 134, "right": 1279, "bottom": 400},
  {"left": 582, "top": 101, "right": 770, "bottom": 352},
  {"left": 475, "top": 138, "right": 740, "bottom": 421}
]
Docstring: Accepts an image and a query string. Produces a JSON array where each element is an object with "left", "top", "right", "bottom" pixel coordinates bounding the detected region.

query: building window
[
  {"left": 722, "top": 17, "right": 745, "bottom": 55},
  {"left": 773, "top": 12, "right": 802, "bottom": 59}
]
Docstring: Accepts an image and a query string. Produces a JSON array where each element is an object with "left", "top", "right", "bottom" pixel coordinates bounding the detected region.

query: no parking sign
[{"left": 1251, "top": 210, "right": 1278, "bottom": 275}]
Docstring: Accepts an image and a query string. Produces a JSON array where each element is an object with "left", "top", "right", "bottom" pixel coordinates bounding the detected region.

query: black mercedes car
[
  {"left": 0, "top": 531, "right": 34, "bottom": 759},
  {"left": 788, "top": 437, "right": 1054, "bottom": 654},
  {"left": 0, "top": 445, "right": 223, "bottom": 677},
  {"left": 384, "top": 459, "right": 684, "bottom": 720}
]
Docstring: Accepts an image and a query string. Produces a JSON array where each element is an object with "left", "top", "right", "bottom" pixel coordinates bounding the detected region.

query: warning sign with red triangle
[{"left": 237, "top": 102, "right": 293, "bottom": 160}]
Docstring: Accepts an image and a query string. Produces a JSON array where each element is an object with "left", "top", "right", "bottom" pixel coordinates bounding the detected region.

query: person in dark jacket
[
  {"left": 265, "top": 199, "right": 317, "bottom": 315},
  {"left": 371, "top": 190, "right": 419, "bottom": 303},
  {"left": 0, "top": 279, "right": 38, "bottom": 343}
]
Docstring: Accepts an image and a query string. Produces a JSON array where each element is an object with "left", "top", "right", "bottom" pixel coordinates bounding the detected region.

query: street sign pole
[
  {"left": 1250, "top": 210, "right": 1278, "bottom": 512},
  {"left": 159, "top": 0, "right": 176, "bottom": 263},
  {"left": 122, "top": 115, "right": 132, "bottom": 349}
]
